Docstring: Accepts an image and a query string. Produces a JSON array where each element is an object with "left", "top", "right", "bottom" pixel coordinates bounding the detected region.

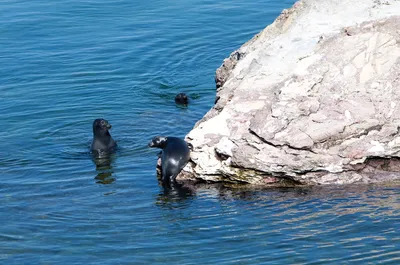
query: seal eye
[{"left": 101, "top": 121, "right": 105, "bottom": 126}]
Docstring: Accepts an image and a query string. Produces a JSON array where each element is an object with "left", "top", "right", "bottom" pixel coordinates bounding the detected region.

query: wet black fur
[
  {"left": 149, "top": 136, "right": 190, "bottom": 187},
  {"left": 174, "top": 93, "right": 189, "bottom": 105},
  {"left": 91, "top": 119, "right": 117, "bottom": 156}
]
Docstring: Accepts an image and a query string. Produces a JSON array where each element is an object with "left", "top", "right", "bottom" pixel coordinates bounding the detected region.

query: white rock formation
[{"left": 180, "top": 0, "right": 400, "bottom": 186}]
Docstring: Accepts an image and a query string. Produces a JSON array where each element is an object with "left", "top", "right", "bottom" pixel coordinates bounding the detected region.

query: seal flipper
[
  {"left": 161, "top": 161, "right": 177, "bottom": 188},
  {"left": 162, "top": 174, "right": 179, "bottom": 189},
  {"left": 161, "top": 166, "right": 169, "bottom": 187}
]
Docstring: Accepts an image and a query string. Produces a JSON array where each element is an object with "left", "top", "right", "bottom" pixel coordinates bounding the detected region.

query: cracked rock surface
[{"left": 179, "top": 0, "right": 400, "bottom": 186}]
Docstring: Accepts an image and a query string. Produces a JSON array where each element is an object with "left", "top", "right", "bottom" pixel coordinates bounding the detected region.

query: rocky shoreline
[{"left": 178, "top": 0, "right": 400, "bottom": 186}]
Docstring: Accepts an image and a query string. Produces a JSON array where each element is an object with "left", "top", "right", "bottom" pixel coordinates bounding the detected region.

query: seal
[
  {"left": 175, "top": 93, "right": 189, "bottom": 105},
  {"left": 148, "top": 136, "right": 190, "bottom": 186},
  {"left": 91, "top": 118, "right": 117, "bottom": 157}
]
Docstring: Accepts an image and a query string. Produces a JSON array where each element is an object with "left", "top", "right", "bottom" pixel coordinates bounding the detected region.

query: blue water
[{"left": 1, "top": 0, "right": 399, "bottom": 264}]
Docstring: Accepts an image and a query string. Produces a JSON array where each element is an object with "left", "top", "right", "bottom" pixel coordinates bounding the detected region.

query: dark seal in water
[{"left": 148, "top": 136, "right": 190, "bottom": 187}]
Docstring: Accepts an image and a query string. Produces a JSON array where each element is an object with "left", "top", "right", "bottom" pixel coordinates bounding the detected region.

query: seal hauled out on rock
[
  {"left": 91, "top": 118, "right": 117, "bottom": 157},
  {"left": 148, "top": 136, "right": 190, "bottom": 186},
  {"left": 175, "top": 93, "right": 189, "bottom": 105}
]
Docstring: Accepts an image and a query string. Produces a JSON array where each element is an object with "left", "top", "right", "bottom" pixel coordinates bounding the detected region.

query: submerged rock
[{"left": 178, "top": 0, "right": 400, "bottom": 186}]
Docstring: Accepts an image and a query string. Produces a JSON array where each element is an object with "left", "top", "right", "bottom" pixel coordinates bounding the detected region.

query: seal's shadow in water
[
  {"left": 155, "top": 182, "right": 195, "bottom": 209},
  {"left": 92, "top": 153, "right": 117, "bottom": 185}
]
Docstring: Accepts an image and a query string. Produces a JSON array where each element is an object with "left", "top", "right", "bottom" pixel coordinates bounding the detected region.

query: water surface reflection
[
  {"left": 92, "top": 153, "right": 116, "bottom": 185},
  {"left": 151, "top": 183, "right": 399, "bottom": 264}
]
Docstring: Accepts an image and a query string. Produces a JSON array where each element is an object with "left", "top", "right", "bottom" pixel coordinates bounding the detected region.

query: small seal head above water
[
  {"left": 91, "top": 118, "right": 117, "bottom": 156},
  {"left": 148, "top": 136, "right": 190, "bottom": 186},
  {"left": 175, "top": 93, "right": 189, "bottom": 105}
]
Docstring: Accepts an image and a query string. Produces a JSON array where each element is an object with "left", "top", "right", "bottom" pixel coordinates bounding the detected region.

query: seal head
[
  {"left": 175, "top": 93, "right": 189, "bottom": 105},
  {"left": 148, "top": 136, "right": 167, "bottom": 149}
]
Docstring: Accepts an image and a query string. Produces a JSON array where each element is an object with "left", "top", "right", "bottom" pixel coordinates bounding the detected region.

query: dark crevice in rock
[
  {"left": 317, "top": 124, "right": 384, "bottom": 151},
  {"left": 268, "top": 173, "right": 303, "bottom": 186},
  {"left": 344, "top": 124, "right": 384, "bottom": 140},
  {"left": 214, "top": 150, "right": 230, "bottom": 161},
  {"left": 249, "top": 129, "right": 317, "bottom": 154},
  {"left": 347, "top": 156, "right": 400, "bottom": 172},
  {"left": 294, "top": 168, "right": 344, "bottom": 176},
  {"left": 389, "top": 126, "right": 400, "bottom": 137},
  {"left": 298, "top": 128, "right": 316, "bottom": 145}
]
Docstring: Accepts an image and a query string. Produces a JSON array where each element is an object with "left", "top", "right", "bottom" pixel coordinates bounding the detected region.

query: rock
[{"left": 179, "top": 0, "right": 400, "bottom": 186}]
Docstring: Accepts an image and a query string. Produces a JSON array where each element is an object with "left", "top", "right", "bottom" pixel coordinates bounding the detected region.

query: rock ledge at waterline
[{"left": 178, "top": 0, "right": 400, "bottom": 186}]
